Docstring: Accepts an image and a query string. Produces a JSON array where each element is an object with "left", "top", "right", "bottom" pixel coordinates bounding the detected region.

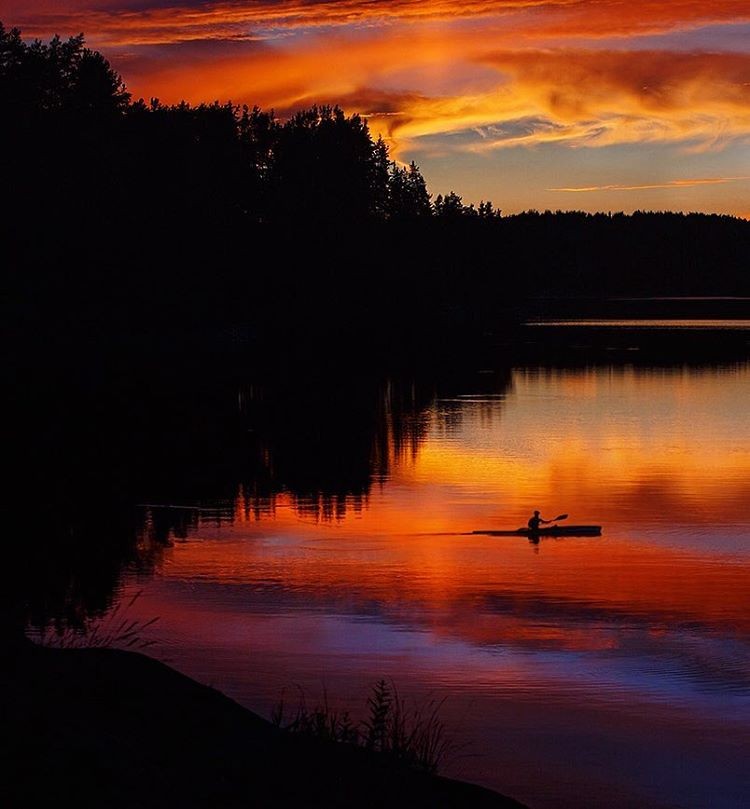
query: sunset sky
[{"left": 5, "top": 1, "right": 750, "bottom": 214}]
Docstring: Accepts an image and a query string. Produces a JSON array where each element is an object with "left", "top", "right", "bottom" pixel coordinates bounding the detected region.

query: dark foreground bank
[{"left": 2, "top": 643, "right": 527, "bottom": 808}]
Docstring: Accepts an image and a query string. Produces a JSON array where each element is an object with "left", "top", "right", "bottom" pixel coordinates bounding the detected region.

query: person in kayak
[{"left": 528, "top": 511, "right": 552, "bottom": 532}]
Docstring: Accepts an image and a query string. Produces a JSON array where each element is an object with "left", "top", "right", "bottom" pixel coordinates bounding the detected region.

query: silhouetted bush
[{"left": 272, "top": 679, "right": 453, "bottom": 774}]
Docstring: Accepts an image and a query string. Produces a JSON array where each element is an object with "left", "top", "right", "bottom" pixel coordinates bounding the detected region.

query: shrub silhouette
[{"left": 273, "top": 679, "right": 452, "bottom": 774}]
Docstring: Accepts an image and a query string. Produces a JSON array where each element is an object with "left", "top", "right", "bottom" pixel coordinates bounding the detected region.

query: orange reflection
[
  {"left": 137, "top": 365, "right": 750, "bottom": 652},
  {"left": 146, "top": 525, "right": 750, "bottom": 649}
]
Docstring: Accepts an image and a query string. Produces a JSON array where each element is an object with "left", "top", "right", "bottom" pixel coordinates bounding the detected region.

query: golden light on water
[
  {"left": 143, "top": 365, "right": 750, "bottom": 630},
  {"left": 117, "top": 362, "right": 750, "bottom": 807}
]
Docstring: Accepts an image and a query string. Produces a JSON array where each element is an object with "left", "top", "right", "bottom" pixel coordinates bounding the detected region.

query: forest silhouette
[{"left": 4, "top": 23, "right": 750, "bottom": 370}]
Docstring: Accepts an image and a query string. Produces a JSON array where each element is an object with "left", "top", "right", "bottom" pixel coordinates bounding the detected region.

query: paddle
[{"left": 524, "top": 513, "right": 568, "bottom": 530}]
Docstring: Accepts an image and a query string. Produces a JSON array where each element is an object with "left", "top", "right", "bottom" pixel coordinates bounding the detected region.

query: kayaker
[{"left": 527, "top": 510, "right": 552, "bottom": 532}]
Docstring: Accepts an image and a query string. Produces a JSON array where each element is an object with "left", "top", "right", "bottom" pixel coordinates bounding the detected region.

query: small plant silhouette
[
  {"left": 272, "top": 678, "right": 452, "bottom": 774},
  {"left": 30, "top": 590, "right": 158, "bottom": 650},
  {"left": 363, "top": 678, "right": 391, "bottom": 752}
]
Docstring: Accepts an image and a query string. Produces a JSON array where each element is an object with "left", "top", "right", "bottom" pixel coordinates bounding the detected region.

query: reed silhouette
[{"left": 272, "top": 679, "right": 453, "bottom": 775}]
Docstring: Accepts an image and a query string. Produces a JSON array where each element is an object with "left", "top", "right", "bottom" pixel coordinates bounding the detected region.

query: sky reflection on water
[{"left": 121, "top": 363, "right": 750, "bottom": 808}]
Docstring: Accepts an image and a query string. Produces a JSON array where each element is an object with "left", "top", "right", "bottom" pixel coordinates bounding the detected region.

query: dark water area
[{"left": 11, "top": 320, "right": 750, "bottom": 808}]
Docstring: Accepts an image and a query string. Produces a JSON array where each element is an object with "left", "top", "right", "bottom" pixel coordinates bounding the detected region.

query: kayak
[{"left": 472, "top": 525, "right": 602, "bottom": 537}]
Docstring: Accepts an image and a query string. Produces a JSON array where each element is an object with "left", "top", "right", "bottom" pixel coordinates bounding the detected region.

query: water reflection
[
  {"left": 15, "top": 351, "right": 750, "bottom": 808},
  {"left": 11, "top": 367, "right": 458, "bottom": 632},
  {"left": 232, "top": 375, "right": 440, "bottom": 522},
  {"left": 116, "top": 360, "right": 750, "bottom": 808},
  {"left": 137, "top": 362, "right": 750, "bottom": 537}
]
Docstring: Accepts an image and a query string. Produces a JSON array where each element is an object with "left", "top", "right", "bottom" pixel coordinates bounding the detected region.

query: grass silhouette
[
  {"left": 29, "top": 590, "right": 158, "bottom": 650},
  {"left": 272, "top": 678, "right": 452, "bottom": 774}
]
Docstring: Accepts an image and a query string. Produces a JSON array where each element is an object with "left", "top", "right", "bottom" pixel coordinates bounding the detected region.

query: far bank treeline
[{"left": 4, "top": 24, "right": 750, "bottom": 357}]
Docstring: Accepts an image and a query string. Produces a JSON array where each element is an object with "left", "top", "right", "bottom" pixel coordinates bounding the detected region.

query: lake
[{"left": 88, "top": 341, "right": 750, "bottom": 809}]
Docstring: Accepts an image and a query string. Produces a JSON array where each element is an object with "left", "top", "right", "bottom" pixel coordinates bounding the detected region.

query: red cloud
[{"left": 8, "top": 0, "right": 750, "bottom": 47}]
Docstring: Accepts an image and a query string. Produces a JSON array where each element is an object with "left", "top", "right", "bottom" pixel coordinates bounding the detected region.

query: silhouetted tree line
[
  {"left": 0, "top": 24, "right": 432, "bottom": 226},
  {"left": 4, "top": 23, "right": 749, "bottom": 367}
]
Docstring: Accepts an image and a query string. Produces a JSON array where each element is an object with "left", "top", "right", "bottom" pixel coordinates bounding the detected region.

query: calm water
[
  {"left": 527, "top": 319, "right": 750, "bottom": 329},
  {"left": 113, "top": 361, "right": 749, "bottom": 808}
]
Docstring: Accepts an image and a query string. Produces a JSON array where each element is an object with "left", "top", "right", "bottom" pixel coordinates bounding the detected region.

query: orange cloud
[
  {"left": 110, "top": 36, "right": 750, "bottom": 164},
  {"left": 374, "top": 49, "right": 750, "bottom": 155},
  {"left": 10, "top": 1, "right": 750, "bottom": 47},
  {"left": 10, "top": 1, "right": 750, "bottom": 158},
  {"left": 8, "top": 0, "right": 749, "bottom": 212}
]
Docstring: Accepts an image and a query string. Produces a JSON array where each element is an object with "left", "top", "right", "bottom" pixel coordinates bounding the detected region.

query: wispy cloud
[
  {"left": 374, "top": 49, "right": 750, "bottom": 156},
  {"left": 10, "top": 0, "right": 750, "bottom": 47},
  {"left": 548, "top": 177, "right": 750, "bottom": 192}
]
